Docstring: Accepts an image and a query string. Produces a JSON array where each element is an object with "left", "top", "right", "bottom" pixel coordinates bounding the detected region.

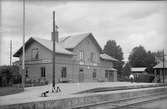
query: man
[{"left": 129, "top": 73, "right": 134, "bottom": 83}]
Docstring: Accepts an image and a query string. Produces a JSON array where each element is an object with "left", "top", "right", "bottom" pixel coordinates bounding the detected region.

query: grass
[{"left": 0, "top": 86, "right": 23, "bottom": 96}]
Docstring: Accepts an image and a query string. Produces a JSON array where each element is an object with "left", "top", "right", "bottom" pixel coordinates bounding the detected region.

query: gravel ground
[{"left": 0, "top": 82, "right": 159, "bottom": 105}]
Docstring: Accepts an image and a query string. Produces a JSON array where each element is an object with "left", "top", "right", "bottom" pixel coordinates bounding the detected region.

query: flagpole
[{"left": 22, "top": 0, "right": 25, "bottom": 89}]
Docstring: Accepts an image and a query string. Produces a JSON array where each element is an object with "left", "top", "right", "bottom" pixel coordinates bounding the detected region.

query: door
[
  {"left": 108, "top": 70, "right": 113, "bottom": 81},
  {"left": 79, "top": 68, "right": 84, "bottom": 82}
]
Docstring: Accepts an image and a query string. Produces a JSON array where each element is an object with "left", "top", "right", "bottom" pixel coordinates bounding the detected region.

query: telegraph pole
[
  {"left": 22, "top": 0, "right": 25, "bottom": 89},
  {"left": 10, "top": 40, "right": 12, "bottom": 66},
  {"left": 162, "top": 50, "right": 165, "bottom": 83},
  {"left": 52, "top": 11, "right": 56, "bottom": 88}
]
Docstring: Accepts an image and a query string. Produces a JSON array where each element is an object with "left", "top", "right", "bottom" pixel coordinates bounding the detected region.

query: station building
[
  {"left": 131, "top": 67, "right": 147, "bottom": 78},
  {"left": 13, "top": 33, "right": 118, "bottom": 83},
  {"left": 153, "top": 61, "right": 167, "bottom": 83}
]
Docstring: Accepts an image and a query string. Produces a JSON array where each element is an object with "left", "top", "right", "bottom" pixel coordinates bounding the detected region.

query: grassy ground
[{"left": 0, "top": 86, "right": 23, "bottom": 96}]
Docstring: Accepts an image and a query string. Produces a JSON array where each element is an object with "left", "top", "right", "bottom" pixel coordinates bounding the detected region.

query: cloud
[
  {"left": 123, "top": 2, "right": 166, "bottom": 20},
  {"left": 126, "top": 7, "right": 159, "bottom": 20},
  {"left": 121, "top": 30, "right": 166, "bottom": 59},
  {"left": 1, "top": 1, "right": 167, "bottom": 65},
  {"left": 1, "top": 1, "right": 22, "bottom": 37},
  {"left": 0, "top": 36, "right": 21, "bottom": 65}
]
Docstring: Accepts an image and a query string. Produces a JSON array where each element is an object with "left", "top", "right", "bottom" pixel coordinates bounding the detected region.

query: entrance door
[
  {"left": 79, "top": 68, "right": 84, "bottom": 82},
  {"left": 108, "top": 71, "right": 113, "bottom": 81}
]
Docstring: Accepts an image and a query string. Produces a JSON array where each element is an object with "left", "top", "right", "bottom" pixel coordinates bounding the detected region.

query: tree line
[{"left": 103, "top": 40, "right": 162, "bottom": 80}]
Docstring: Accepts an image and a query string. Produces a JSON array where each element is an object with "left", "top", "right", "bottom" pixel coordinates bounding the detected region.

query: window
[
  {"left": 90, "top": 52, "right": 94, "bottom": 62},
  {"left": 79, "top": 50, "right": 84, "bottom": 61},
  {"left": 105, "top": 70, "right": 108, "bottom": 78},
  {"left": 31, "top": 48, "right": 39, "bottom": 60},
  {"left": 87, "top": 40, "right": 89, "bottom": 44},
  {"left": 25, "top": 68, "right": 29, "bottom": 77},
  {"left": 80, "top": 68, "right": 84, "bottom": 72},
  {"left": 41, "top": 67, "right": 46, "bottom": 77},
  {"left": 61, "top": 67, "right": 67, "bottom": 78},
  {"left": 92, "top": 69, "right": 96, "bottom": 79}
]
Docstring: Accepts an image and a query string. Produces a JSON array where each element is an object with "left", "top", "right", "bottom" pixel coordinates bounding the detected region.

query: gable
[
  {"left": 21, "top": 40, "right": 52, "bottom": 61},
  {"left": 13, "top": 37, "right": 73, "bottom": 57},
  {"left": 72, "top": 35, "right": 102, "bottom": 64},
  {"left": 61, "top": 33, "right": 102, "bottom": 53}
]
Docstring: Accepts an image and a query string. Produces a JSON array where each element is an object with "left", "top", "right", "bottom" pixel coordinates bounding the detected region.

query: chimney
[{"left": 51, "top": 11, "right": 59, "bottom": 42}]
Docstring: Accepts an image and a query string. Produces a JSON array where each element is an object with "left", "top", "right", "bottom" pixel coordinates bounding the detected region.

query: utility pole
[
  {"left": 10, "top": 40, "right": 12, "bottom": 66},
  {"left": 22, "top": 0, "right": 25, "bottom": 89},
  {"left": 52, "top": 11, "right": 56, "bottom": 88},
  {"left": 162, "top": 49, "right": 165, "bottom": 83}
]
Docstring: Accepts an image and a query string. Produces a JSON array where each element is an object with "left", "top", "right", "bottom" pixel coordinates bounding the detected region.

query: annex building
[{"left": 14, "top": 33, "right": 118, "bottom": 83}]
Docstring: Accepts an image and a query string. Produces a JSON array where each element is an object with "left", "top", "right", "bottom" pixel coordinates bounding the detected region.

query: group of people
[{"left": 41, "top": 86, "right": 61, "bottom": 97}]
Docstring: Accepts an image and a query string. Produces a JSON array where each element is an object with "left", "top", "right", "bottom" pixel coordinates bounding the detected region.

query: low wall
[{"left": 0, "top": 86, "right": 167, "bottom": 109}]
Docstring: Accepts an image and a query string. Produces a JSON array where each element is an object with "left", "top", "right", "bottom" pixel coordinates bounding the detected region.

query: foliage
[
  {"left": 128, "top": 46, "right": 147, "bottom": 67},
  {"left": 122, "top": 62, "right": 131, "bottom": 77},
  {"left": 103, "top": 40, "right": 123, "bottom": 61},
  {"left": 152, "top": 50, "right": 164, "bottom": 63},
  {"left": 134, "top": 74, "right": 154, "bottom": 83},
  {"left": 103, "top": 40, "right": 124, "bottom": 76},
  {"left": 128, "top": 45, "right": 157, "bottom": 74},
  {"left": 0, "top": 65, "right": 21, "bottom": 87}
]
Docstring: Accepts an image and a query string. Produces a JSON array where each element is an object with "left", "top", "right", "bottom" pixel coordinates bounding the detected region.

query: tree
[
  {"left": 122, "top": 62, "right": 131, "bottom": 77},
  {"left": 103, "top": 40, "right": 124, "bottom": 76},
  {"left": 145, "top": 51, "right": 157, "bottom": 74},
  {"left": 0, "top": 66, "right": 13, "bottom": 86},
  {"left": 0, "top": 65, "right": 21, "bottom": 86},
  {"left": 103, "top": 40, "right": 123, "bottom": 61},
  {"left": 128, "top": 46, "right": 147, "bottom": 67},
  {"left": 128, "top": 45, "right": 157, "bottom": 74},
  {"left": 153, "top": 50, "right": 164, "bottom": 63}
]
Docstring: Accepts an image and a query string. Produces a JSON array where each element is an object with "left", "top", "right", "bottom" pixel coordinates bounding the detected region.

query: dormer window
[{"left": 31, "top": 48, "right": 39, "bottom": 60}]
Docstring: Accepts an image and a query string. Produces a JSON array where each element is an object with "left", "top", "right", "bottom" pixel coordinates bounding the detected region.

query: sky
[{"left": 0, "top": 1, "right": 167, "bottom": 65}]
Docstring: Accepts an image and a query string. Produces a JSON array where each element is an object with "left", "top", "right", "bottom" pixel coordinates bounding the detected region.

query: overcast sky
[{"left": 0, "top": 1, "right": 167, "bottom": 65}]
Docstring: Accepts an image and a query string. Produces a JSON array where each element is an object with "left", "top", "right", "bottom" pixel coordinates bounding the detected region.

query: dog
[{"left": 41, "top": 90, "right": 49, "bottom": 97}]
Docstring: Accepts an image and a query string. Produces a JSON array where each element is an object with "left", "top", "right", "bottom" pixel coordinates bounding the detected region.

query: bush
[
  {"left": 0, "top": 65, "right": 21, "bottom": 87},
  {"left": 135, "top": 74, "right": 154, "bottom": 83}
]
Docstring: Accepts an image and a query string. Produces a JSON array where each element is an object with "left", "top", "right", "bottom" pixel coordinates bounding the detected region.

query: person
[
  {"left": 129, "top": 73, "right": 134, "bottom": 83},
  {"left": 52, "top": 86, "right": 61, "bottom": 93},
  {"left": 56, "top": 86, "right": 61, "bottom": 92}
]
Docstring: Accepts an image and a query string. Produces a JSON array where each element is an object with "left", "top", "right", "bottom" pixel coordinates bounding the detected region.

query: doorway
[{"left": 79, "top": 68, "right": 84, "bottom": 82}]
